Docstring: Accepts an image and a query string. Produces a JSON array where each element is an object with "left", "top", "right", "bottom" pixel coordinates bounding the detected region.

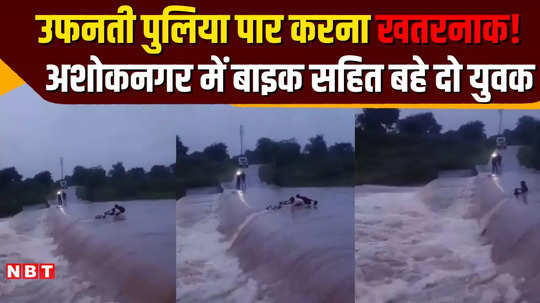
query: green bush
[
  {"left": 355, "top": 132, "right": 490, "bottom": 186},
  {"left": 178, "top": 158, "right": 236, "bottom": 188},
  {"left": 0, "top": 197, "right": 23, "bottom": 217},
  {"left": 259, "top": 157, "right": 354, "bottom": 187},
  {"left": 70, "top": 163, "right": 176, "bottom": 202},
  {"left": 518, "top": 146, "right": 535, "bottom": 168},
  {"left": 178, "top": 135, "right": 353, "bottom": 188},
  {"left": 0, "top": 168, "right": 54, "bottom": 217}
]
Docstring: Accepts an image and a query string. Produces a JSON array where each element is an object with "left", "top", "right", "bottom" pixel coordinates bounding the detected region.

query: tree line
[
  {"left": 356, "top": 109, "right": 490, "bottom": 185},
  {"left": 249, "top": 135, "right": 354, "bottom": 186},
  {"left": 177, "top": 135, "right": 237, "bottom": 199},
  {"left": 508, "top": 116, "right": 540, "bottom": 169},
  {"left": 0, "top": 168, "right": 54, "bottom": 217},
  {"left": 177, "top": 134, "right": 354, "bottom": 197},
  {"left": 67, "top": 162, "right": 176, "bottom": 201},
  {"left": 0, "top": 161, "right": 176, "bottom": 217}
]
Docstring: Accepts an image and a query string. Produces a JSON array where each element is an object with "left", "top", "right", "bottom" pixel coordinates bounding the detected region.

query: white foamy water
[
  {"left": 355, "top": 177, "right": 521, "bottom": 303},
  {"left": 0, "top": 210, "right": 114, "bottom": 303},
  {"left": 176, "top": 194, "right": 268, "bottom": 303}
]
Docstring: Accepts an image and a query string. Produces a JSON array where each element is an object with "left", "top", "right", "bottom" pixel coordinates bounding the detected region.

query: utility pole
[
  {"left": 240, "top": 125, "right": 244, "bottom": 156},
  {"left": 498, "top": 110, "right": 503, "bottom": 135},
  {"left": 60, "top": 157, "right": 64, "bottom": 180}
]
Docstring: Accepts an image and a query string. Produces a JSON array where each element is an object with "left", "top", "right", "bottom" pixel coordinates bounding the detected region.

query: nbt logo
[{"left": 5, "top": 263, "right": 55, "bottom": 279}]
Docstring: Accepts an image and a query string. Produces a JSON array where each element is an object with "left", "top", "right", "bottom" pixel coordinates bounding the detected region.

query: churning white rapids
[{"left": 355, "top": 176, "right": 521, "bottom": 303}]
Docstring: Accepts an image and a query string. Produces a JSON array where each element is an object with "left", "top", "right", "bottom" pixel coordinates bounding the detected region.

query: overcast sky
[
  {"left": 176, "top": 105, "right": 355, "bottom": 156},
  {"left": 2, "top": 85, "right": 539, "bottom": 179},
  {"left": 0, "top": 85, "right": 176, "bottom": 179},
  {"left": 179, "top": 107, "right": 540, "bottom": 157}
]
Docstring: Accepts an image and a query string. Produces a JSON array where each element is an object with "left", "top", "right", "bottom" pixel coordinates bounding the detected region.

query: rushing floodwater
[
  {"left": 177, "top": 192, "right": 264, "bottom": 303},
  {"left": 0, "top": 207, "right": 104, "bottom": 303},
  {"left": 355, "top": 177, "right": 521, "bottom": 303},
  {"left": 177, "top": 166, "right": 354, "bottom": 303},
  {"left": 66, "top": 197, "right": 176, "bottom": 278},
  {"left": 0, "top": 188, "right": 175, "bottom": 303}
]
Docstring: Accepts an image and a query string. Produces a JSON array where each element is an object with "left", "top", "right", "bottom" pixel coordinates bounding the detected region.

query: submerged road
[{"left": 177, "top": 165, "right": 354, "bottom": 303}]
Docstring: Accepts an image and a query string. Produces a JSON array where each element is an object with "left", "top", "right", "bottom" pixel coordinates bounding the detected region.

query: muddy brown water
[
  {"left": 0, "top": 188, "right": 175, "bottom": 303},
  {"left": 177, "top": 166, "right": 354, "bottom": 303}
]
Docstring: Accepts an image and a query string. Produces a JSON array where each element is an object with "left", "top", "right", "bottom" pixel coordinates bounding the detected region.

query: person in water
[
  {"left": 270, "top": 198, "right": 294, "bottom": 210},
  {"left": 521, "top": 180, "right": 528, "bottom": 194},
  {"left": 115, "top": 204, "right": 126, "bottom": 215},
  {"left": 285, "top": 197, "right": 296, "bottom": 205},
  {"left": 514, "top": 180, "right": 528, "bottom": 195},
  {"left": 236, "top": 173, "right": 241, "bottom": 190},
  {"left": 236, "top": 171, "right": 246, "bottom": 190},
  {"left": 267, "top": 195, "right": 319, "bottom": 210},
  {"left": 514, "top": 181, "right": 528, "bottom": 194},
  {"left": 514, "top": 181, "right": 529, "bottom": 204},
  {"left": 296, "top": 194, "right": 318, "bottom": 206},
  {"left": 491, "top": 154, "right": 499, "bottom": 175},
  {"left": 104, "top": 204, "right": 126, "bottom": 217},
  {"left": 241, "top": 172, "right": 247, "bottom": 190},
  {"left": 57, "top": 191, "right": 63, "bottom": 205},
  {"left": 496, "top": 153, "right": 503, "bottom": 174}
]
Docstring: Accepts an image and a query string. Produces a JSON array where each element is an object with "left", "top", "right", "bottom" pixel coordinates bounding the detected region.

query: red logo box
[
  {"left": 5, "top": 263, "right": 55, "bottom": 279},
  {"left": 39, "top": 264, "right": 55, "bottom": 279},
  {"left": 5, "top": 263, "right": 21, "bottom": 280},
  {"left": 22, "top": 264, "right": 38, "bottom": 279}
]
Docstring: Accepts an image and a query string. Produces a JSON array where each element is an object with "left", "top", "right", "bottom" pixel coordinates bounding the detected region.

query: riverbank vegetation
[
  {"left": 506, "top": 116, "right": 540, "bottom": 169},
  {"left": 0, "top": 168, "right": 55, "bottom": 217},
  {"left": 177, "top": 136, "right": 236, "bottom": 199},
  {"left": 176, "top": 134, "right": 354, "bottom": 191},
  {"left": 69, "top": 163, "right": 176, "bottom": 201},
  {"left": 253, "top": 136, "right": 354, "bottom": 186},
  {"left": 356, "top": 109, "right": 491, "bottom": 185}
]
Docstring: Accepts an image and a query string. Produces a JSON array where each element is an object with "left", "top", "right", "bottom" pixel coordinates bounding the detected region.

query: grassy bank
[
  {"left": 0, "top": 189, "right": 54, "bottom": 218},
  {"left": 518, "top": 146, "right": 538, "bottom": 169},
  {"left": 510, "top": 116, "right": 540, "bottom": 170},
  {"left": 0, "top": 198, "right": 23, "bottom": 218},
  {"left": 356, "top": 134, "right": 489, "bottom": 185},
  {"left": 66, "top": 163, "right": 176, "bottom": 202},
  {"left": 177, "top": 135, "right": 354, "bottom": 189},
  {"left": 177, "top": 136, "right": 237, "bottom": 195},
  {"left": 177, "top": 180, "right": 186, "bottom": 200},
  {"left": 0, "top": 168, "right": 56, "bottom": 217},
  {"left": 355, "top": 110, "right": 491, "bottom": 186},
  {"left": 259, "top": 158, "right": 354, "bottom": 187},
  {"left": 179, "top": 161, "right": 236, "bottom": 189}
]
